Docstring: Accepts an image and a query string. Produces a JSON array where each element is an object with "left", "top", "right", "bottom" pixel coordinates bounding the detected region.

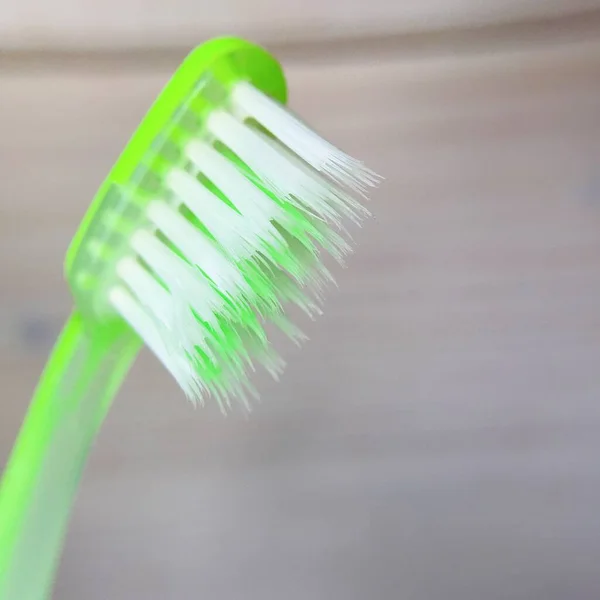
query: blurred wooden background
[
  {"left": 2, "top": 2, "right": 600, "bottom": 599},
  {"left": 2, "top": 0, "right": 600, "bottom": 49}
]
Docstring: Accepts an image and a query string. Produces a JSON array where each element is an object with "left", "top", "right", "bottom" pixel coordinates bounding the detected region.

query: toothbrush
[{"left": 0, "top": 37, "right": 380, "bottom": 599}]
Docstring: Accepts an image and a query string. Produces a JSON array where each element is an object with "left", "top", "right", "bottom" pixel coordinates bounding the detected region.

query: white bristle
[
  {"left": 208, "top": 110, "right": 346, "bottom": 226},
  {"left": 116, "top": 255, "right": 218, "bottom": 368},
  {"left": 107, "top": 81, "right": 381, "bottom": 409},
  {"left": 166, "top": 169, "right": 254, "bottom": 259},
  {"left": 109, "top": 286, "right": 203, "bottom": 401},
  {"left": 130, "top": 230, "right": 226, "bottom": 329},
  {"left": 249, "top": 126, "right": 370, "bottom": 227},
  {"left": 116, "top": 257, "right": 172, "bottom": 324},
  {"left": 231, "top": 81, "right": 381, "bottom": 194},
  {"left": 145, "top": 200, "right": 246, "bottom": 296},
  {"left": 181, "top": 144, "right": 288, "bottom": 255}
]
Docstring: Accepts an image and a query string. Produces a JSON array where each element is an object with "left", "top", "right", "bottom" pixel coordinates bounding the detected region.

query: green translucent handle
[{"left": 0, "top": 311, "right": 139, "bottom": 600}]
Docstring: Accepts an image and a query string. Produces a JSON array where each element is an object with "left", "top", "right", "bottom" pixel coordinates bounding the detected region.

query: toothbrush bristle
[
  {"left": 231, "top": 81, "right": 382, "bottom": 195},
  {"left": 109, "top": 81, "right": 380, "bottom": 412}
]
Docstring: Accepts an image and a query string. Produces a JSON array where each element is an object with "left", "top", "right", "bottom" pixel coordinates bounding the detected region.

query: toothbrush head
[{"left": 65, "top": 37, "right": 381, "bottom": 411}]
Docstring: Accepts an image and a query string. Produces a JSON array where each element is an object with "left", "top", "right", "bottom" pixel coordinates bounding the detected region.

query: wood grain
[
  {"left": 2, "top": 35, "right": 600, "bottom": 599},
  {"left": 1, "top": 0, "right": 600, "bottom": 49}
]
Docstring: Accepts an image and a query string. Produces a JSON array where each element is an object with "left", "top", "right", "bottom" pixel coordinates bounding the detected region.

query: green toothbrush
[{"left": 0, "top": 37, "right": 380, "bottom": 599}]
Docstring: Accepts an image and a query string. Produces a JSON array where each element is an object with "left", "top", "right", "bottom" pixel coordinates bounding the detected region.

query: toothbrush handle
[{"left": 0, "top": 311, "right": 140, "bottom": 600}]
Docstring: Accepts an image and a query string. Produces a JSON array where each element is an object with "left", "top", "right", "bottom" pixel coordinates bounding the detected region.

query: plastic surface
[
  {"left": 0, "top": 313, "right": 139, "bottom": 599},
  {"left": 0, "top": 36, "right": 288, "bottom": 600},
  {"left": 66, "top": 36, "right": 286, "bottom": 323}
]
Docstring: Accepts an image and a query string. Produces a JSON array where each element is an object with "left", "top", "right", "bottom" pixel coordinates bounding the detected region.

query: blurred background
[{"left": 2, "top": 1, "right": 600, "bottom": 598}]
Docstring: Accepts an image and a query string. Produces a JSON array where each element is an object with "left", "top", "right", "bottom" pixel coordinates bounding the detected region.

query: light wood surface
[
  {"left": 1, "top": 0, "right": 600, "bottom": 49},
  {"left": 2, "top": 25, "right": 600, "bottom": 600}
]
